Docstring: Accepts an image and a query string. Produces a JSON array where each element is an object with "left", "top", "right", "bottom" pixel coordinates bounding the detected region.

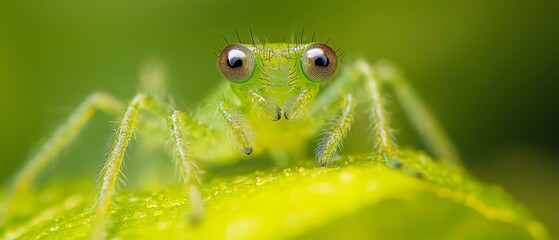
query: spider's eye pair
[{"left": 218, "top": 43, "right": 338, "bottom": 83}]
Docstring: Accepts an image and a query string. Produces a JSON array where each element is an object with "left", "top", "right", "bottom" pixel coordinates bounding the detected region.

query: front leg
[
  {"left": 315, "top": 94, "right": 356, "bottom": 166},
  {"left": 217, "top": 100, "right": 255, "bottom": 155}
]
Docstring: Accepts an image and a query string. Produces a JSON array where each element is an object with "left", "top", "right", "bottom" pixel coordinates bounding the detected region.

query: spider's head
[{"left": 218, "top": 43, "right": 338, "bottom": 121}]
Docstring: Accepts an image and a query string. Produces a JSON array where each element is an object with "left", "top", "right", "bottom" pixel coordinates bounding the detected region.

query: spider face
[{"left": 219, "top": 43, "right": 338, "bottom": 120}]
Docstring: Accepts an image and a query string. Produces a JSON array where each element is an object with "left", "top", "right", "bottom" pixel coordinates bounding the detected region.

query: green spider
[{"left": 1, "top": 34, "right": 462, "bottom": 239}]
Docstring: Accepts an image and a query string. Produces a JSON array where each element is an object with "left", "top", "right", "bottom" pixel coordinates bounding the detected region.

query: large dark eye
[
  {"left": 301, "top": 43, "right": 338, "bottom": 82},
  {"left": 219, "top": 44, "right": 255, "bottom": 83}
]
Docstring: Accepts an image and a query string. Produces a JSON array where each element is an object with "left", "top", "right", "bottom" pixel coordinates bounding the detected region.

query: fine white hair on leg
[
  {"left": 169, "top": 110, "right": 204, "bottom": 223},
  {"left": 356, "top": 60, "right": 400, "bottom": 167},
  {"left": 91, "top": 93, "right": 149, "bottom": 240},
  {"left": 217, "top": 100, "right": 254, "bottom": 156},
  {"left": 315, "top": 94, "right": 355, "bottom": 167}
]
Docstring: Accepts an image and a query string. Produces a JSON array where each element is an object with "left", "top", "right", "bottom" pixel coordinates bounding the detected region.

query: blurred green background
[{"left": 1, "top": 0, "right": 558, "bottom": 237}]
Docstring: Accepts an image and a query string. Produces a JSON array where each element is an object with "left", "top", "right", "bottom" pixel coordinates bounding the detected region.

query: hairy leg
[
  {"left": 375, "top": 60, "right": 463, "bottom": 171},
  {"left": 217, "top": 100, "right": 254, "bottom": 155},
  {"left": 1, "top": 92, "right": 124, "bottom": 227},
  {"left": 168, "top": 111, "right": 204, "bottom": 223},
  {"left": 91, "top": 93, "right": 154, "bottom": 239},
  {"left": 356, "top": 60, "right": 401, "bottom": 167},
  {"left": 315, "top": 94, "right": 356, "bottom": 166}
]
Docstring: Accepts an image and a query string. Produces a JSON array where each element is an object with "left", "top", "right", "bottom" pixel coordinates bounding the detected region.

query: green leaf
[{"left": 2, "top": 152, "right": 550, "bottom": 239}]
